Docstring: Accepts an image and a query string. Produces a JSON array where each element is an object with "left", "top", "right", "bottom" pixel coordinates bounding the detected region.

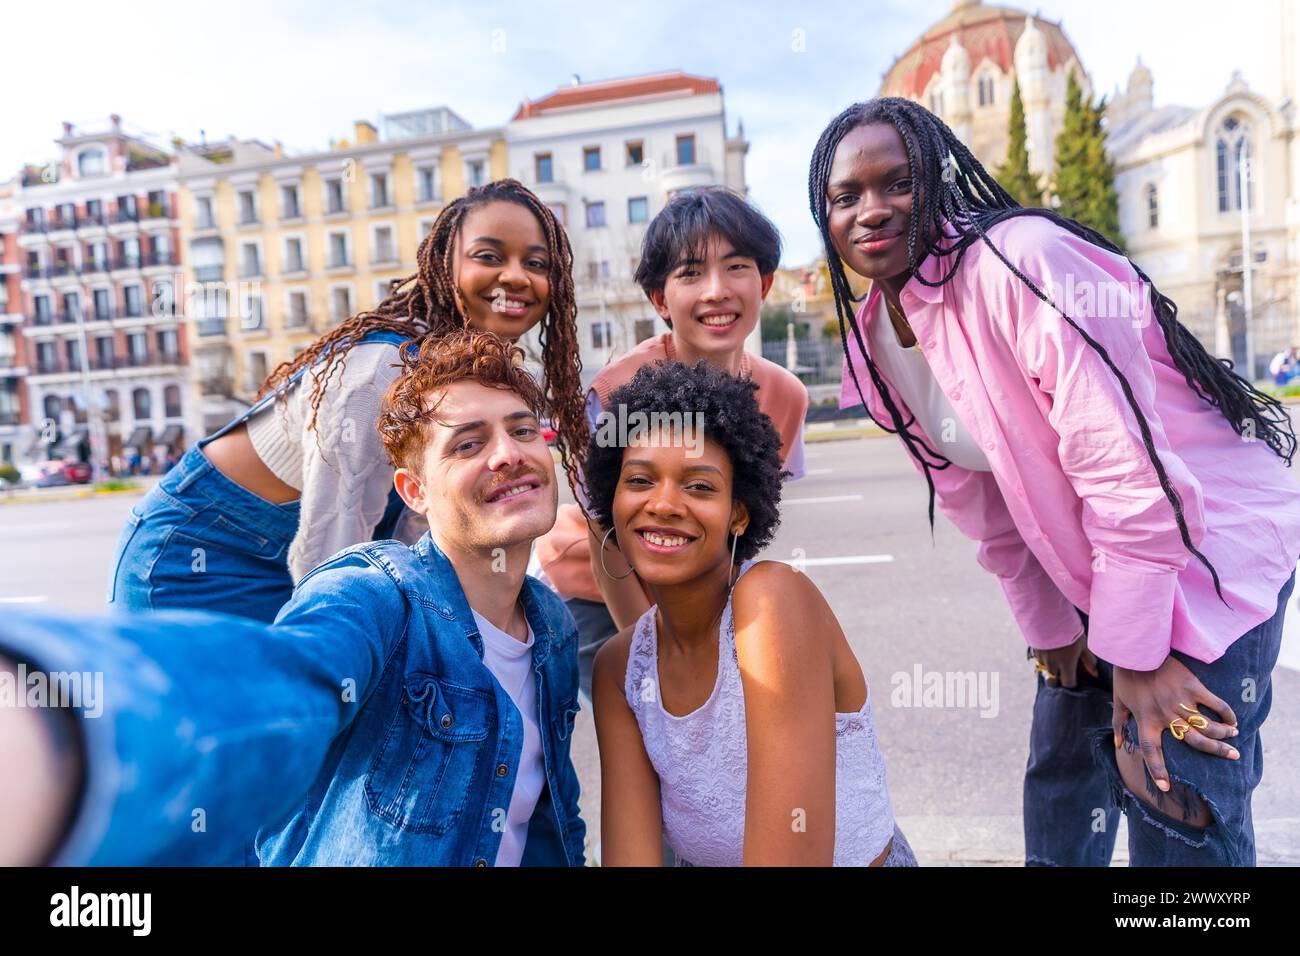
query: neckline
[
  {"left": 648, "top": 604, "right": 726, "bottom": 721},
  {"left": 874, "top": 294, "right": 921, "bottom": 355}
]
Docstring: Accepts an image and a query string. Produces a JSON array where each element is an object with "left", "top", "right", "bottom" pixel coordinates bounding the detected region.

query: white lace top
[{"left": 623, "top": 561, "right": 896, "bottom": 866}]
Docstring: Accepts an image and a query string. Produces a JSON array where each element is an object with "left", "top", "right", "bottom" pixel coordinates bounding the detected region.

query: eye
[
  {"left": 686, "top": 481, "right": 716, "bottom": 493},
  {"left": 473, "top": 251, "right": 500, "bottom": 263},
  {"left": 832, "top": 193, "right": 857, "bottom": 207},
  {"left": 728, "top": 262, "right": 750, "bottom": 271},
  {"left": 454, "top": 439, "right": 482, "bottom": 454},
  {"left": 890, "top": 179, "right": 912, "bottom": 192},
  {"left": 513, "top": 425, "right": 539, "bottom": 439},
  {"left": 623, "top": 474, "right": 652, "bottom": 487},
  {"left": 527, "top": 257, "right": 550, "bottom": 270}
]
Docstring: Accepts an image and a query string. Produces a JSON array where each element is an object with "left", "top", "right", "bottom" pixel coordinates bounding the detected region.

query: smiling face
[
  {"left": 452, "top": 200, "right": 552, "bottom": 340},
  {"left": 825, "top": 122, "right": 919, "bottom": 284},
  {"left": 611, "top": 428, "right": 748, "bottom": 589},
  {"left": 395, "top": 379, "right": 558, "bottom": 553},
  {"left": 649, "top": 232, "right": 773, "bottom": 365}
]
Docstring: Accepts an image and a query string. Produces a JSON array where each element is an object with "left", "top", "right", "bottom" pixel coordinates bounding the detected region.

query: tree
[
  {"left": 1052, "top": 72, "right": 1125, "bottom": 252},
  {"left": 997, "top": 78, "right": 1042, "bottom": 206},
  {"left": 760, "top": 303, "right": 807, "bottom": 343}
]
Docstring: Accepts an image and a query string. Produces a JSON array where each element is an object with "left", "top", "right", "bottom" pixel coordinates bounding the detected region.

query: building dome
[{"left": 879, "top": 0, "right": 1082, "bottom": 98}]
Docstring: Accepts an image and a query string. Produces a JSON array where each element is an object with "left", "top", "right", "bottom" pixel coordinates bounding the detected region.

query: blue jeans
[
  {"left": 1025, "top": 571, "right": 1294, "bottom": 866},
  {"left": 108, "top": 442, "right": 300, "bottom": 623}
]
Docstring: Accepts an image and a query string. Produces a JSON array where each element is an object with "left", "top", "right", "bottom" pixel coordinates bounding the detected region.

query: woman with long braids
[
  {"left": 809, "top": 97, "right": 1300, "bottom": 867},
  {"left": 110, "top": 178, "right": 588, "bottom": 623}
]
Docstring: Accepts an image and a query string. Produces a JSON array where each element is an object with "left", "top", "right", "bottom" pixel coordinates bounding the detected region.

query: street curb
[{"left": 0, "top": 484, "right": 148, "bottom": 505}]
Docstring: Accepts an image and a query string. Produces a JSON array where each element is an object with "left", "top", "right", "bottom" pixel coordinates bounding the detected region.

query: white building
[
  {"left": 15, "top": 115, "right": 196, "bottom": 470},
  {"left": 505, "top": 71, "right": 751, "bottom": 383}
]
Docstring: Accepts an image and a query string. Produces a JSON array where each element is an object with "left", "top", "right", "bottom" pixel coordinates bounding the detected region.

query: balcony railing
[
  {"left": 49, "top": 262, "right": 75, "bottom": 278},
  {"left": 111, "top": 255, "right": 142, "bottom": 270},
  {"left": 121, "top": 303, "right": 144, "bottom": 318},
  {"left": 145, "top": 250, "right": 176, "bottom": 266},
  {"left": 25, "top": 264, "right": 46, "bottom": 279},
  {"left": 48, "top": 215, "right": 77, "bottom": 231},
  {"left": 28, "top": 312, "right": 54, "bottom": 327},
  {"left": 79, "top": 212, "right": 106, "bottom": 228},
  {"left": 141, "top": 202, "right": 171, "bottom": 220},
  {"left": 21, "top": 219, "right": 47, "bottom": 234},
  {"left": 0, "top": 412, "right": 21, "bottom": 426},
  {"left": 81, "top": 258, "right": 109, "bottom": 274},
  {"left": 34, "top": 358, "right": 65, "bottom": 374},
  {"left": 113, "top": 208, "right": 139, "bottom": 224},
  {"left": 89, "top": 356, "right": 118, "bottom": 371}
]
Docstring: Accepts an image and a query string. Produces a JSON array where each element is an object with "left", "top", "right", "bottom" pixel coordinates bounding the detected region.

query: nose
[
  {"left": 699, "top": 266, "right": 726, "bottom": 302},
  {"left": 496, "top": 256, "right": 528, "bottom": 291},
  {"left": 484, "top": 425, "right": 528, "bottom": 473},
  {"left": 855, "top": 194, "right": 894, "bottom": 228},
  {"left": 643, "top": 480, "right": 685, "bottom": 520}
]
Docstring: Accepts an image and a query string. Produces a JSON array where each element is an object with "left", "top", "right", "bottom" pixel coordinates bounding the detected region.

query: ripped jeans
[{"left": 1024, "top": 570, "right": 1293, "bottom": 866}]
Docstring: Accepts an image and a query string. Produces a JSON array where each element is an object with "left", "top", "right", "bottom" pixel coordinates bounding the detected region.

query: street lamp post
[{"left": 1238, "top": 149, "right": 1255, "bottom": 381}]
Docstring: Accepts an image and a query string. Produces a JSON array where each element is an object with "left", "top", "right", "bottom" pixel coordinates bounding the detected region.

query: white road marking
[
  {"left": 777, "top": 555, "right": 894, "bottom": 567},
  {"left": 0, "top": 596, "right": 49, "bottom": 604},
  {"left": 784, "top": 494, "right": 863, "bottom": 505},
  {"left": 806, "top": 468, "right": 833, "bottom": 476}
]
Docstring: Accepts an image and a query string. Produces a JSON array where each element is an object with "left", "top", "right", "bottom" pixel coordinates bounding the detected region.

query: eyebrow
[
  {"left": 468, "top": 236, "right": 549, "bottom": 254},
  {"left": 672, "top": 249, "right": 749, "bottom": 268},
  {"left": 443, "top": 410, "right": 537, "bottom": 441},
  {"left": 622, "top": 459, "right": 723, "bottom": 476},
  {"left": 828, "top": 164, "right": 911, "bottom": 193}
]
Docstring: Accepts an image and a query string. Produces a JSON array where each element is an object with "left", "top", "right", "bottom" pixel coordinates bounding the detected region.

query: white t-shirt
[
  {"left": 471, "top": 608, "right": 545, "bottom": 867},
  {"left": 867, "top": 297, "right": 991, "bottom": 472}
]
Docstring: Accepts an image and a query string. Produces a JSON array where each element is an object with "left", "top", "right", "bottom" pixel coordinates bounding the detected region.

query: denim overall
[{"left": 107, "top": 330, "right": 411, "bottom": 624}]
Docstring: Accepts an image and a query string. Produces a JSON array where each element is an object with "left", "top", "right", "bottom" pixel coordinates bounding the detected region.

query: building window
[
  {"left": 242, "top": 295, "right": 265, "bottom": 332},
  {"left": 634, "top": 318, "right": 656, "bottom": 342},
  {"left": 329, "top": 232, "right": 349, "bottom": 268},
  {"left": 164, "top": 384, "right": 182, "bottom": 418},
  {"left": 373, "top": 225, "right": 395, "bottom": 263},
  {"left": 326, "top": 177, "right": 346, "bottom": 214},
  {"left": 419, "top": 219, "right": 435, "bottom": 240},
  {"left": 132, "top": 388, "right": 151, "bottom": 420},
  {"left": 626, "top": 140, "right": 644, "bottom": 166},
  {"left": 585, "top": 260, "right": 610, "bottom": 281},
  {"left": 978, "top": 75, "right": 995, "bottom": 107},
  {"left": 585, "top": 201, "right": 606, "bottom": 229},
  {"left": 417, "top": 166, "right": 439, "bottom": 203},
  {"left": 246, "top": 352, "right": 269, "bottom": 392},
  {"left": 151, "top": 280, "right": 175, "bottom": 316},
  {"left": 77, "top": 148, "right": 106, "bottom": 177},
  {"left": 549, "top": 203, "right": 566, "bottom": 226},
  {"left": 466, "top": 160, "right": 485, "bottom": 188},
  {"left": 583, "top": 147, "right": 601, "bottom": 172},
  {"left": 281, "top": 184, "right": 301, "bottom": 219},
  {"left": 331, "top": 287, "right": 353, "bottom": 323},
  {"left": 195, "top": 196, "right": 215, "bottom": 229},
  {"left": 370, "top": 172, "right": 390, "bottom": 208},
  {"left": 676, "top": 134, "right": 696, "bottom": 166},
  {"left": 1215, "top": 116, "right": 1254, "bottom": 212},
  {"left": 284, "top": 237, "right": 305, "bottom": 273},
  {"left": 124, "top": 285, "right": 144, "bottom": 318},
  {"left": 591, "top": 320, "right": 613, "bottom": 350},
  {"left": 535, "top": 153, "right": 554, "bottom": 183},
  {"left": 628, "top": 196, "right": 649, "bottom": 224},
  {"left": 93, "top": 288, "right": 112, "bottom": 320},
  {"left": 240, "top": 242, "right": 261, "bottom": 278},
  {"left": 287, "top": 290, "right": 309, "bottom": 328},
  {"left": 929, "top": 91, "right": 944, "bottom": 114},
  {"left": 1145, "top": 183, "right": 1159, "bottom": 229},
  {"left": 238, "top": 190, "right": 258, "bottom": 224}
]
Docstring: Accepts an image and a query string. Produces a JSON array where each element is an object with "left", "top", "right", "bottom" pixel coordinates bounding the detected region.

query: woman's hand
[
  {"left": 1031, "top": 628, "right": 1098, "bottom": 689},
  {"left": 1112, "top": 655, "right": 1239, "bottom": 792}
]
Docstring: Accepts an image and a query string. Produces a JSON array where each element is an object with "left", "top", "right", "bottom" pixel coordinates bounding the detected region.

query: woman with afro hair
[{"left": 588, "top": 360, "right": 912, "bottom": 866}]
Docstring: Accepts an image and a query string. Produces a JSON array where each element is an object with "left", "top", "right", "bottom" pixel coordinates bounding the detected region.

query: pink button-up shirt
[{"left": 840, "top": 215, "right": 1300, "bottom": 670}]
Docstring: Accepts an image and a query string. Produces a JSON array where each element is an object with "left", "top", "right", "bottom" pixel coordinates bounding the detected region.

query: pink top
[{"left": 839, "top": 215, "right": 1300, "bottom": 670}]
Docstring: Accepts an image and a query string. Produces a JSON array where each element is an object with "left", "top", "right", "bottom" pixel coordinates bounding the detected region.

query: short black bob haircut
[
  {"left": 633, "top": 187, "right": 783, "bottom": 325},
  {"left": 584, "top": 359, "right": 786, "bottom": 564}
]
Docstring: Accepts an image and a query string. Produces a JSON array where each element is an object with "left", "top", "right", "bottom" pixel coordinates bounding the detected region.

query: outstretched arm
[{"left": 0, "top": 551, "right": 408, "bottom": 865}]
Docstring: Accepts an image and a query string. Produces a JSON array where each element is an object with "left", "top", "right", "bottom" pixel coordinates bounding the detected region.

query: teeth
[
  {"left": 641, "top": 531, "right": 689, "bottom": 547},
  {"left": 493, "top": 483, "right": 535, "bottom": 501},
  {"left": 699, "top": 314, "right": 738, "bottom": 326}
]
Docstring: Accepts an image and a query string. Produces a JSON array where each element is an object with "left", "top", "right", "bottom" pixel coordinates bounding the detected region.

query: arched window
[
  {"left": 132, "top": 387, "right": 151, "bottom": 420},
  {"left": 43, "top": 395, "right": 62, "bottom": 422},
  {"left": 163, "top": 385, "right": 181, "bottom": 418},
  {"left": 1216, "top": 116, "right": 1254, "bottom": 212},
  {"left": 978, "top": 75, "right": 995, "bottom": 107},
  {"left": 103, "top": 389, "right": 120, "bottom": 421},
  {"left": 1145, "top": 183, "right": 1159, "bottom": 229},
  {"left": 77, "top": 148, "right": 106, "bottom": 177}
]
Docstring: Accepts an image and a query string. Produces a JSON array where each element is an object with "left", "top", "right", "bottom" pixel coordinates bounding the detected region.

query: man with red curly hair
[{"left": 0, "top": 331, "right": 586, "bottom": 867}]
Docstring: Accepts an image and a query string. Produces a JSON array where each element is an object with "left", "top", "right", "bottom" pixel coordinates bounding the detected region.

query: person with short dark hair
[{"left": 587, "top": 360, "right": 911, "bottom": 866}]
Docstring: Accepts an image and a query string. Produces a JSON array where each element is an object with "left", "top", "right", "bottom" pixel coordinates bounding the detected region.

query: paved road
[{"left": 2, "top": 434, "right": 1298, "bottom": 864}]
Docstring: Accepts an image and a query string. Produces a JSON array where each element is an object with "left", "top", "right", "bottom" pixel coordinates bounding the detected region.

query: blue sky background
[{"left": 5, "top": 0, "right": 1284, "bottom": 264}]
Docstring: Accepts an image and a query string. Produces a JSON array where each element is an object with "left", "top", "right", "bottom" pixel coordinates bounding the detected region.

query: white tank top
[{"left": 623, "top": 560, "right": 896, "bottom": 866}]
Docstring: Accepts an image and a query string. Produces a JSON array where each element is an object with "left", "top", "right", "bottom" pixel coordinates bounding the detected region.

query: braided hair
[
  {"left": 808, "top": 97, "right": 1297, "bottom": 603},
  {"left": 258, "top": 177, "right": 587, "bottom": 497}
]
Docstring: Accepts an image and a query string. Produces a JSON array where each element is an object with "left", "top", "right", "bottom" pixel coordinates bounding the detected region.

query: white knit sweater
[{"left": 245, "top": 341, "right": 423, "bottom": 581}]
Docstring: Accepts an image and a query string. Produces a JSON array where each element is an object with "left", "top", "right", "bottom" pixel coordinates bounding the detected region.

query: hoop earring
[
  {"left": 727, "top": 528, "right": 742, "bottom": 589},
  {"left": 599, "top": 526, "right": 635, "bottom": 580}
]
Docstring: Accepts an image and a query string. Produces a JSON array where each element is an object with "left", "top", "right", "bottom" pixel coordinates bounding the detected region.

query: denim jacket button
[
  {"left": 496, "top": 763, "right": 509, "bottom": 777},
  {"left": 474, "top": 858, "right": 488, "bottom": 867},
  {"left": 440, "top": 713, "right": 453, "bottom": 729}
]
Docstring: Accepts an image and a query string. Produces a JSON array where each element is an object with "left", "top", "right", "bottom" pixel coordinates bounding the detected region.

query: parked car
[{"left": 19, "top": 459, "right": 92, "bottom": 487}]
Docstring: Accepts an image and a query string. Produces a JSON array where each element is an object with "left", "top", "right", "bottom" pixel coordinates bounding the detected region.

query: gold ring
[
  {"left": 1169, "top": 717, "right": 1191, "bottom": 740},
  {"left": 1178, "top": 702, "right": 1209, "bottom": 730}
]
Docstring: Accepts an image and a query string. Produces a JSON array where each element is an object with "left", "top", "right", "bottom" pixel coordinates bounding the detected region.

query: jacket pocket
[{"left": 365, "top": 674, "right": 492, "bottom": 834}]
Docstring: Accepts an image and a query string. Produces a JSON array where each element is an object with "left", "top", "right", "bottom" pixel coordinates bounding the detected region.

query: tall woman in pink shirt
[{"left": 809, "top": 97, "right": 1300, "bottom": 866}]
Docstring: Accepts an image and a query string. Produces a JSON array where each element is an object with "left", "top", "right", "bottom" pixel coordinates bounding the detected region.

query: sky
[{"left": 3, "top": 0, "right": 1287, "bottom": 265}]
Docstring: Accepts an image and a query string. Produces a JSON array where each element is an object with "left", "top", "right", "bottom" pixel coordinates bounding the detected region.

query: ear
[
  {"left": 730, "top": 500, "right": 750, "bottom": 538},
  {"left": 647, "top": 287, "right": 673, "bottom": 325},
  {"left": 759, "top": 272, "right": 775, "bottom": 301},
  {"left": 393, "top": 467, "right": 427, "bottom": 514}
]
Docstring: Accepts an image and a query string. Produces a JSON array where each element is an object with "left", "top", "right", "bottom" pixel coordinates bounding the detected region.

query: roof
[
  {"left": 1107, "top": 103, "right": 1198, "bottom": 156},
  {"left": 880, "top": 1, "right": 1082, "bottom": 98},
  {"left": 512, "top": 71, "right": 721, "bottom": 120}
]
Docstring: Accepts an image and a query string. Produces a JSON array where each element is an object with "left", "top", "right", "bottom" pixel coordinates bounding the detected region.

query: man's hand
[
  {"left": 1031, "top": 628, "right": 1097, "bottom": 689},
  {"left": 1112, "top": 655, "right": 1239, "bottom": 793},
  {"left": 0, "top": 656, "right": 79, "bottom": 864}
]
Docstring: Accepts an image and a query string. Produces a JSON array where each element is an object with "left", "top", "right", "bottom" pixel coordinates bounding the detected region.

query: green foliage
[
  {"left": 1052, "top": 73, "right": 1125, "bottom": 252},
  {"left": 760, "top": 304, "right": 808, "bottom": 343},
  {"left": 996, "top": 78, "right": 1042, "bottom": 206}
]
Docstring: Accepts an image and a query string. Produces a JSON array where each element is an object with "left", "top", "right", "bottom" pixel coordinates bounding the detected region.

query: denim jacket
[{"left": 1, "top": 532, "right": 585, "bottom": 866}]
